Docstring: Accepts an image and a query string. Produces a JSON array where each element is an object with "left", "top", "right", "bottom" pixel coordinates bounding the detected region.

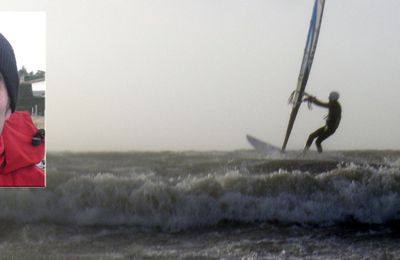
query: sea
[{"left": 1, "top": 150, "right": 399, "bottom": 259}]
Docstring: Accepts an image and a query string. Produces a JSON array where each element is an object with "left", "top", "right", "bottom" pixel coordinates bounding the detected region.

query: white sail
[{"left": 282, "top": 0, "right": 326, "bottom": 151}]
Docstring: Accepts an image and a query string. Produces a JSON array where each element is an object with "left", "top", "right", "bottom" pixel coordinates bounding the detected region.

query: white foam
[{"left": 0, "top": 165, "right": 399, "bottom": 231}]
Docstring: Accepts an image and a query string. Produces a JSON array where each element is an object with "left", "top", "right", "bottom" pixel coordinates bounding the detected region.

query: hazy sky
[
  {"left": 3, "top": 0, "right": 400, "bottom": 151},
  {"left": 0, "top": 12, "right": 46, "bottom": 72}
]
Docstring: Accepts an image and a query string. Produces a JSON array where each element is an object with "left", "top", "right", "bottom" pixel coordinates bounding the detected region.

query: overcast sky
[
  {"left": 2, "top": 0, "right": 400, "bottom": 151},
  {"left": 0, "top": 12, "right": 45, "bottom": 72}
]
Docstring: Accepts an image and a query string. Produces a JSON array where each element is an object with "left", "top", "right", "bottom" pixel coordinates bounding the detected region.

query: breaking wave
[{"left": 1, "top": 160, "right": 399, "bottom": 231}]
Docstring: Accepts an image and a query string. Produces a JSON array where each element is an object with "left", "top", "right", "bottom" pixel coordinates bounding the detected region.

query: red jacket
[{"left": 0, "top": 112, "right": 45, "bottom": 187}]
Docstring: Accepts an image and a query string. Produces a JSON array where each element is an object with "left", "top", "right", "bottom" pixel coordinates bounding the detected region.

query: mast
[{"left": 281, "top": 0, "right": 326, "bottom": 152}]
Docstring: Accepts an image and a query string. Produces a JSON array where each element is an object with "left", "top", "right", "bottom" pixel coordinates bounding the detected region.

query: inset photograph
[{"left": 0, "top": 12, "right": 45, "bottom": 187}]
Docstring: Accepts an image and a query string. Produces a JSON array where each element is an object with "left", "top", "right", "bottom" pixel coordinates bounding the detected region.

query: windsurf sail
[{"left": 281, "top": 0, "right": 326, "bottom": 152}]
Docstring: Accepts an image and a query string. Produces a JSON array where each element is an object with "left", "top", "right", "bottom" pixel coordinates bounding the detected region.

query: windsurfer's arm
[
  {"left": 303, "top": 95, "right": 330, "bottom": 108},
  {"left": 312, "top": 97, "right": 329, "bottom": 108}
]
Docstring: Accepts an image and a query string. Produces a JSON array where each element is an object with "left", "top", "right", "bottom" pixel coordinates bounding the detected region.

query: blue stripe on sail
[
  {"left": 297, "top": 0, "right": 318, "bottom": 90},
  {"left": 307, "top": 4, "right": 317, "bottom": 46},
  {"left": 305, "top": 1, "right": 318, "bottom": 66}
]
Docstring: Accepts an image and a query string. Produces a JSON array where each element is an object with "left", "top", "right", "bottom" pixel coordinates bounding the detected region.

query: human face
[{"left": 0, "top": 73, "right": 11, "bottom": 134}]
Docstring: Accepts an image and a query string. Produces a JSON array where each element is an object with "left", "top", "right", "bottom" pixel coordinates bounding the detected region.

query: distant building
[
  {"left": 32, "top": 80, "right": 46, "bottom": 97},
  {"left": 16, "top": 78, "right": 45, "bottom": 116}
]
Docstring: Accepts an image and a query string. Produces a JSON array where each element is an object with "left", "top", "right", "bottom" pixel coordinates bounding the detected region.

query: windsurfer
[{"left": 303, "top": 91, "right": 341, "bottom": 153}]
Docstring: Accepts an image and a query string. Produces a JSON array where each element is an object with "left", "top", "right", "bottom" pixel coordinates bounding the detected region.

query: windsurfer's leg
[
  {"left": 315, "top": 140, "right": 323, "bottom": 153},
  {"left": 304, "top": 127, "right": 325, "bottom": 152},
  {"left": 315, "top": 127, "right": 335, "bottom": 153}
]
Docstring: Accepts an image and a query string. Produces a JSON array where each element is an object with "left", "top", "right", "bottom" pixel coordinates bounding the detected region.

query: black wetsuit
[{"left": 305, "top": 99, "right": 341, "bottom": 153}]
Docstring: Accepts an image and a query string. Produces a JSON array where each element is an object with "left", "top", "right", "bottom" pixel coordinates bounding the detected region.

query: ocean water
[{"left": 1, "top": 150, "right": 399, "bottom": 259}]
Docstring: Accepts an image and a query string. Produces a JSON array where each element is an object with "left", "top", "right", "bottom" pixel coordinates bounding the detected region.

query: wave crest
[{"left": 1, "top": 164, "right": 399, "bottom": 231}]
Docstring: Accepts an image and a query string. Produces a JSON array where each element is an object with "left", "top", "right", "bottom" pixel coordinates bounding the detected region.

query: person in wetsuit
[{"left": 303, "top": 91, "right": 341, "bottom": 153}]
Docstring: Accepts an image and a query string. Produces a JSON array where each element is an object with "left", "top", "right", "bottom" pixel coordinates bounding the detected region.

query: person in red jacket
[{"left": 0, "top": 33, "right": 45, "bottom": 187}]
